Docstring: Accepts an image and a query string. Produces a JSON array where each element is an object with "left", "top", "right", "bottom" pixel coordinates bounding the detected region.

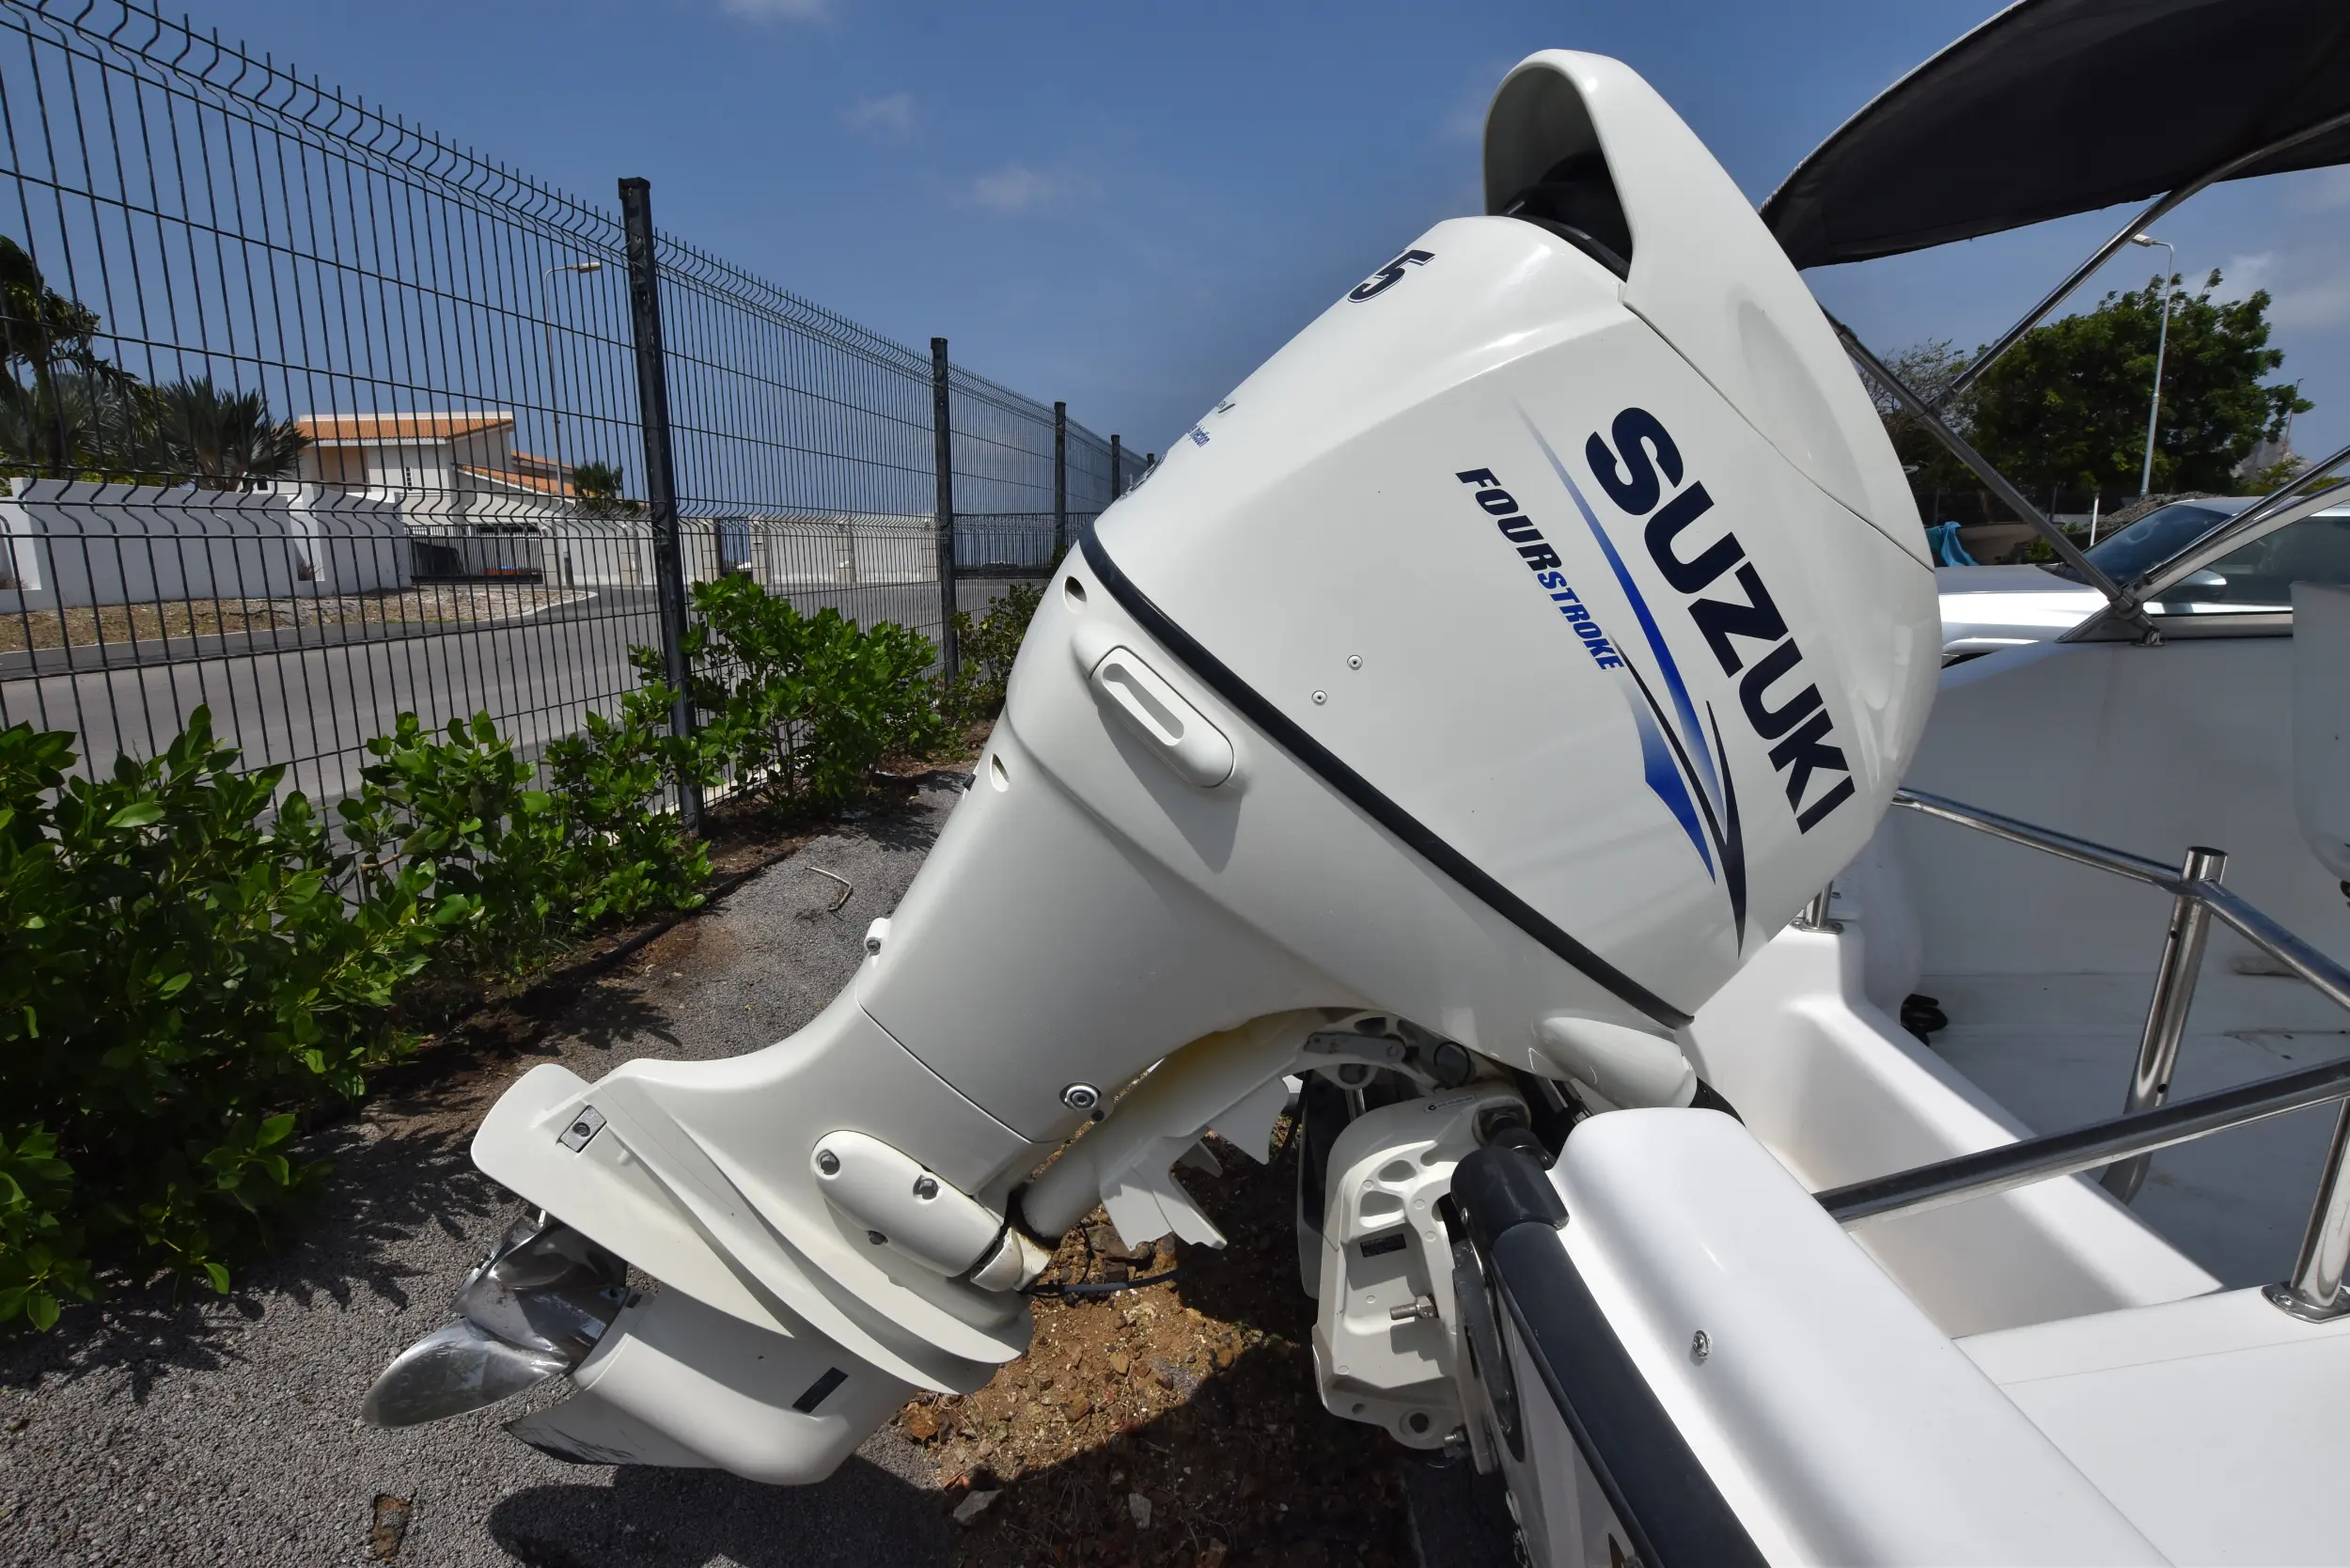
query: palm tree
[
  {"left": 0, "top": 368, "right": 157, "bottom": 478},
  {"left": 0, "top": 241, "right": 306, "bottom": 489},
  {"left": 0, "top": 236, "right": 125, "bottom": 477},
  {"left": 152, "top": 376, "right": 309, "bottom": 490}
]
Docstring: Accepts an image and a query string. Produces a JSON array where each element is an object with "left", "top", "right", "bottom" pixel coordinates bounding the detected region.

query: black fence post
[
  {"left": 619, "top": 175, "right": 703, "bottom": 832},
  {"left": 1053, "top": 400, "right": 1069, "bottom": 560},
  {"left": 1110, "top": 433, "right": 1123, "bottom": 497},
  {"left": 931, "top": 337, "right": 960, "bottom": 683}
]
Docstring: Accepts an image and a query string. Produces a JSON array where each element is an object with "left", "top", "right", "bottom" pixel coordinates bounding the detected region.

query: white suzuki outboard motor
[{"left": 363, "top": 51, "right": 1936, "bottom": 1481}]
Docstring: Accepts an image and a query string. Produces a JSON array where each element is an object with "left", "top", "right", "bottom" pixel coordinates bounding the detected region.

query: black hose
[{"left": 1024, "top": 1265, "right": 1181, "bottom": 1299}]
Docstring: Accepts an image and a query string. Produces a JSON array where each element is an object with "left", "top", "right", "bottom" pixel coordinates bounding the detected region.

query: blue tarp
[{"left": 1926, "top": 522, "right": 1976, "bottom": 566}]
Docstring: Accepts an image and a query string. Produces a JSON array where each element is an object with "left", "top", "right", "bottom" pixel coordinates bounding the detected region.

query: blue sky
[{"left": 192, "top": 0, "right": 2350, "bottom": 466}]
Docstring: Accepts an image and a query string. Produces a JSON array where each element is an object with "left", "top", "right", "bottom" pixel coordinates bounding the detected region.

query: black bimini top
[{"left": 1761, "top": 0, "right": 2350, "bottom": 271}]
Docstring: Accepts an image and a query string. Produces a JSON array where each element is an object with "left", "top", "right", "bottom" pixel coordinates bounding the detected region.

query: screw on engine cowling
[
  {"left": 815, "top": 1149, "right": 840, "bottom": 1175},
  {"left": 1690, "top": 1329, "right": 1711, "bottom": 1364},
  {"left": 912, "top": 1174, "right": 939, "bottom": 1200},
  {"left": 1060, "top": 1083, "right": 1101, "bottom": 1112}
]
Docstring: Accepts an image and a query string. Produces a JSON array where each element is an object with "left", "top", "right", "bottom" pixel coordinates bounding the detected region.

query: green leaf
[
  {"left": 201, "top": 1261, "right": 229, "bottom": 1294},
  {"left": 105, "top": 800, "right": 164, "bottom": 829},
  {"left": 257, "top": 1113, "right": 296, "bottom": 1147},
  {"left": 26, "top": 1291, "right": 59, "bottom": 1331}
]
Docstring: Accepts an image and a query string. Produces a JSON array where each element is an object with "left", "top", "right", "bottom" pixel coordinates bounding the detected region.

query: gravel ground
[{"left": 0, "top": 782, "right": 966, "bottom": 1568}]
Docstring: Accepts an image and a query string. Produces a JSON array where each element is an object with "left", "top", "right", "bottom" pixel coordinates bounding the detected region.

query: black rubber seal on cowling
[{"left": 1076, "top": 520, "right": 1692, "bottom": 1029}]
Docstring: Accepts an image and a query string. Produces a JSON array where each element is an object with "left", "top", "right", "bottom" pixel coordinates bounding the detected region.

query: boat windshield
[{"left": 2043, "top": 499, "right": 2250, "bottom": 585}]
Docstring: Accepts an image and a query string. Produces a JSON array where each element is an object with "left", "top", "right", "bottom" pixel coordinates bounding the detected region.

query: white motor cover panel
[
  {"left": 1089, "top": 55, "right": 1935, "bottom": 1029},
  {"left": 1486, "top": 53, "right": 1931, "bottom": 554}
]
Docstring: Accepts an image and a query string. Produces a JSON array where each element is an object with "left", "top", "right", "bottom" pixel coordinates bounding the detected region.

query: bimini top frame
[{"left": 1760, "top": 0, "right": 2350, "bottom": 635}]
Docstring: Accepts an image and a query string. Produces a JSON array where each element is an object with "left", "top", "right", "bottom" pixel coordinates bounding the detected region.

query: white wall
[
  {"left": 0, "top": 478, "right": 411, "bottom": 608},
  {"left": 741, "top": 513, "right": 936, "bottom": 588},
  {"left": 545, "top": 518, "right": 654, "bottom": 588},
  {"left": 284, "top": 487, "right": 408, "bottom": 595}
]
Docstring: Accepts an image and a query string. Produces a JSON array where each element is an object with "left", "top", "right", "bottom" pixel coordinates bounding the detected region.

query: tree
[
  {"left": 0, "top": 242, "right": 305, "bottom": 488},
  {"left": 1966, "top": 270, "right": 2309, "bottom": 497},
  {"left": 0, "top": 368, "right": 149, "bottom": 478},
  {"left": 1861, "top": 338, "right": 1980, "bottom": 513},
  {"left": 151, "top": 376, "right": 308, "bottom": 490},
  {"left": 570, "top": 459, "right": 639, "bottom": 518},
  {"left": 0, "top": 237, "right": 126, "bottom": 478}
]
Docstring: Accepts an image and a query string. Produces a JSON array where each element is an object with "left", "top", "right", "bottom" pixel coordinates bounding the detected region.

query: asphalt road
[
  {"left": 0, "top": 578, "right": 1031, "bottom": 805},
  {"left": 0, "top": 784, "right": 966, "bottom": 1567}
]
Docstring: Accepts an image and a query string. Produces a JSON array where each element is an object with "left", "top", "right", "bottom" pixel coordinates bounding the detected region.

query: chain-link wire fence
[{"left": 0, "top": 0, "right": 1138, "bottom": 810}]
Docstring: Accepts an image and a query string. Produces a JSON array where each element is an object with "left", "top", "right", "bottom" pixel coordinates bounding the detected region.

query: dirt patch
[
  {"left": 0, "top": 581, "right": 589, "bottom": 651},
  {"left": 896, "top": 1128, "right": 1415, "bottom": 1568}
]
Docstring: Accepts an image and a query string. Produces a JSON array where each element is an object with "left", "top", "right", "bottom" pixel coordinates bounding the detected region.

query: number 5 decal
[{"left": 1348, "top": 248, "right": 1434, "bottom": 303}]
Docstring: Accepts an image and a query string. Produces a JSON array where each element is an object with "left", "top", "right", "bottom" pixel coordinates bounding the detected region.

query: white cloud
[
  {"left": 2213, "top": 251, "right": 2276, "bottom": 301},
  {"left": 719, "top": 0, "right": 827, "bottom": 23},
  {"left": 842, "top": 92, "right": 914, "bottom": 140},
  {"left": 954, "top": 164, "right": 1099, "bottom": 216}
]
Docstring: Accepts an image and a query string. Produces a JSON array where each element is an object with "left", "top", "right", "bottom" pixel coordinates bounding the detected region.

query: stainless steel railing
[{"left": 1813, "top": 788, "right": 2350, "bottom": 1321}]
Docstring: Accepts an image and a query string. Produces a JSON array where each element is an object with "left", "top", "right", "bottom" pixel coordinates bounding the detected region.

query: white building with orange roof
[
  {"left": 295, "top": 409, "right": 572, "bottom": 521},
  {"left": 295, "top": 409, "right": 656, "bottom": 586},
  {"left": 290, "top": 408, "right": 943, "bottom": 591}
]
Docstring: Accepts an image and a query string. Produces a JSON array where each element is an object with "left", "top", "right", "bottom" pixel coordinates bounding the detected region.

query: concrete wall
[
  {"left": 0, "top": 478, "right": 409, "bottom": 608},
  {"left": 739, "top": 513, "right": 936, "bottom": 588},
  {"left": 543, "top": 518, "right": 656, "bottom": 588}
]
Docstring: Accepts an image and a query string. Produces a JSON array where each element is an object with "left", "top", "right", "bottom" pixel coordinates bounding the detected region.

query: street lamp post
[
  {"left": 2131, "top": 232, "right": 2175, "bottom": 499},
  {"left": 539, "top": 260, "right": 603, "bottom": 506}
]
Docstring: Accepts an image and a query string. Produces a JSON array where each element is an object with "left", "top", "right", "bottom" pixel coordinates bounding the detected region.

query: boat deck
[{"left": 1923, "top": 965, "right": 2350, "bottom": 1288}]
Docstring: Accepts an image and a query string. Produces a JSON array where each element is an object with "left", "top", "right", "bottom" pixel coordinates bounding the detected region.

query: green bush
[
  {"left": 543, "top": 667, "right": 711, "bottom": 924},
  {"left": 0, "top": 582, "right": 957, "bottom": 1333},
  {"left": 944, "top": 580, "right": 1043, "bottom": 722},
  {"left": 340, "top": 712, "right": 570, "bottom": 974},
  {"left": 682, "top": 573, "right": 949, "bottom": 817},
  {"left": 342, "top": 694, "right": 710, "bottom": 977},
  {"left": 0, "top": 710, "right": 440, "bottom": 1328}
]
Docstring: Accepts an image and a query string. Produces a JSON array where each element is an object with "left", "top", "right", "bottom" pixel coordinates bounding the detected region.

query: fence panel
[{"left": 0, "top": 0, "right": 1136, "bottom": 814}]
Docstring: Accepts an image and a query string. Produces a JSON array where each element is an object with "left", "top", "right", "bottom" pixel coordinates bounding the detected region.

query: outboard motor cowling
[{"left": 364, "top": 50, "right": 1937, "bottom": 1485}]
